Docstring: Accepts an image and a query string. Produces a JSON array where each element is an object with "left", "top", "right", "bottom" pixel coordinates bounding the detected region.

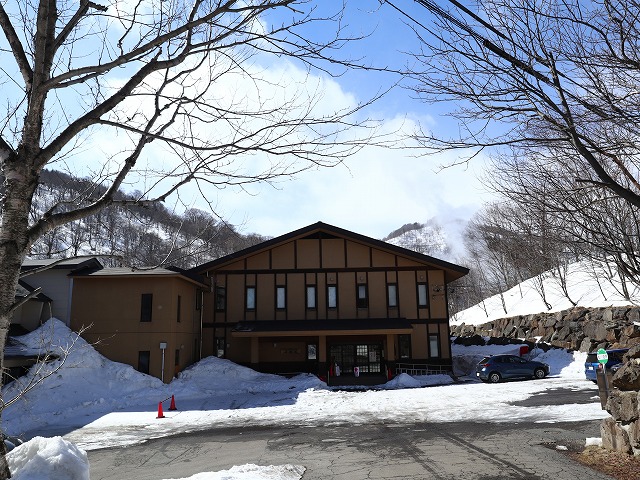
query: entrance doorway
[{"left": 329, "top": 344, "right": 382, "bottom": 374}]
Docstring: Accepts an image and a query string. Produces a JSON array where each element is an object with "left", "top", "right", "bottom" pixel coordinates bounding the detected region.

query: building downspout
[
  {"left": 199, "top": 288, "right": 204, "bottom": 361},
  {"left": 66, "top": 277, "right": 74, "bottom": 326},
  {"left": 444, "top": 277, "right": 453, "bottom": 363},
  {"left": 200, "top": 271, "right": 210, "bottom": 361}
]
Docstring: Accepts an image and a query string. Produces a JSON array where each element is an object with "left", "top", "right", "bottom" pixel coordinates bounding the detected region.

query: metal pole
[
  {"left": 161, "top": 348, "right": 165, "bottom": 383},
  {"left": 602, "top": 363, "right": 610, "bottom": 401}
]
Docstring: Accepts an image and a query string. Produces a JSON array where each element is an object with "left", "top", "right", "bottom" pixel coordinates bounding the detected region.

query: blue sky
[
  {"left": 205, "top": 1, "right": 493, "bottom": 242},
  {"left": 1, "top": 0, "right": 493, "bottom": 247}
]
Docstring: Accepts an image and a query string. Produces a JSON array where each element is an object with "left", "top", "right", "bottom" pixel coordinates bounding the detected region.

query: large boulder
[
  {"left": 578, "top": 337, "right": 594, "bottom": 353},
  {"left": 612, "top": 361, "right": 640, "bottom": 391},
  {"left": 624, "top": 346, "right": 640, "bottom": 362},
  {"left": 601, "top": 417, "right": 633, "bottom": 454},
  {"left": 582, "top": 320, "right": 605, "bottom": 340},
  {"left": 606, "top": 390, "right": 640, "bottom": 423}
]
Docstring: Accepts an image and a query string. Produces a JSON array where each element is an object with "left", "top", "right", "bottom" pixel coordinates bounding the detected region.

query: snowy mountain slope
[
  {"left": 452, "top": 260, "right": 640, "bottom": 326},
  {"left": 383, "top": 216, "right": 467, "bottom": 259}
]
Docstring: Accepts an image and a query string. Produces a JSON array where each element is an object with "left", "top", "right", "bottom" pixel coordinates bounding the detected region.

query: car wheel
[
  {"left": 488, "top": 372, "right": 501, "bottom": 383},
  {"left": 534, "top": 368, "right": 546, "bottom": 379}
]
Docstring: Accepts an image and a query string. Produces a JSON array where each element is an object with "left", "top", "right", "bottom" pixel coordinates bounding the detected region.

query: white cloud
[{"left": 208, "top": 138, "right": 493, "bottom": 240}]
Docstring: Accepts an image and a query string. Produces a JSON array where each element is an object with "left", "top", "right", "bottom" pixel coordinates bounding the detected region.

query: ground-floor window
[
  {"left": 307, "top": 344, "right": 317, "bottom": 360},
  {"left": 216, "top": 337, "right": 225, "bottom": 357},
  {"left": 398, "top": 334, "right": 411, "bottom": 359},
  {"left": 138, "top": 351, "right": 150, "bottom": 374},
  {"left": 429, "top": 334, "right": 440, "bottom": 358},
  {"left": 330, "top": 344, "right": 382, "bottom": 374}
]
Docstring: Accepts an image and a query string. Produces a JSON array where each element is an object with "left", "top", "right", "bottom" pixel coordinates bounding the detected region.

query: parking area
[{"left": 88, "top": 418, "right": 610, "bottom": 480}]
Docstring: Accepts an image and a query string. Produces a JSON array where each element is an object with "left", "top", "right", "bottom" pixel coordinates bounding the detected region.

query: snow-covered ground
[
  {"left": 4, "top": 319, "right": 606, "bottom": 479},
  {"left": 453, "top": 260, "right": 640, "bottom": 326}
]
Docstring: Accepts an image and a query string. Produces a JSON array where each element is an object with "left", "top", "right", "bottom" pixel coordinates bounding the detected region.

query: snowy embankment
[
  {"left": 5, "top": 319, "right": 604, "bottom": 480},
  {"left": 453, "top": 260, "right": 640, "bottom": 326}
]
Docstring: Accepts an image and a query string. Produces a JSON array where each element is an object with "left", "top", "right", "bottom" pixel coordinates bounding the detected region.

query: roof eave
[{"left": 192, "top": 221, "right": 469, "bottom": 280}]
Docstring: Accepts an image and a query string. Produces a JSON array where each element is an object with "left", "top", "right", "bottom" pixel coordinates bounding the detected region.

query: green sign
[{"left": 596, "top": 348, "right": 609, "bottom": 364}]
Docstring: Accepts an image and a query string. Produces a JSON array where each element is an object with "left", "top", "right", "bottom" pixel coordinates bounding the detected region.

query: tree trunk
[{"left": 0, "top": 166, "right": 38, "bottom": 479}]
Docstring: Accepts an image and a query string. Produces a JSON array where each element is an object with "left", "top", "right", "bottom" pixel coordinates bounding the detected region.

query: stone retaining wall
[{"left": 451, "top": 306, "right": 640, "bottom": 352}]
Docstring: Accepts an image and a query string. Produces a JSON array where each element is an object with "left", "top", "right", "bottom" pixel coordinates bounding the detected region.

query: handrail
[{"left": 395, "top": 363, "right": 451, "bottom": 376}]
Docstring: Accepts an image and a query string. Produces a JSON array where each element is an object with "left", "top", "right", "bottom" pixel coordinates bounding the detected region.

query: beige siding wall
[
  {"left": 25, "top": 270, "right": 73, "bottom": 324},
  {"left": 322, "top": 239, "right": 345, "bottom": 268},
  {"left": 428, "top": 270, "right": 447, "bottom": 318},
  {"left": 297, "top": 239, "right": 320, "bottom": 268},
  {"left": 70, "top": 276, "right": 201, "bottom": 382}
]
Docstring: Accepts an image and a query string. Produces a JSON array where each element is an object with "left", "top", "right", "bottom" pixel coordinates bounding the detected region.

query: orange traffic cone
[
  {"left": 157, "top": 401, "right": 165, "bottom": 419},
  {"left": 169, "top": 395, "right": 177, "bottom": 411}
]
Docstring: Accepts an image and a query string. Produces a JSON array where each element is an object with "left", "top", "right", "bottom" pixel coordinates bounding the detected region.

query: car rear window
[
  {"left": 586, "top": 353, "right": 598, "bottom": 363},
  {"left": 609, "top": 351, "right": 627, "bottom": 362},
  {"left": 479, "top": 357, "right": 492, "bottom": 364}
]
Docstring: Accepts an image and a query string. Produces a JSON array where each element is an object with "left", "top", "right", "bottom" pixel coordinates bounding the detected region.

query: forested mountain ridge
[{"left": 28, "top": 170, "right": 267, "bottom": 269}]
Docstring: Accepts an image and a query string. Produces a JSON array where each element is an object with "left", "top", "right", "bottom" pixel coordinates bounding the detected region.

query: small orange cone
[
  {"left": 157, "top": 401, "right": 165, "bottom": 419},
  {"left": 169, "top": 395, "right": 177, "bottom": 411}
]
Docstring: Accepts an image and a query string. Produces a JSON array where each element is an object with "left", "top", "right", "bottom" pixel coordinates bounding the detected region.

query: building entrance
[{"left": 329, "top": 343, "right": 382, "bottom": 375}]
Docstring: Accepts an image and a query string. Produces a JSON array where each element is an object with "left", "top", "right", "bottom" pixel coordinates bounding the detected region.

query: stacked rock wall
[
  {"left": 603, "top": 347, "right": 640, "bottom": 455},
  {"left": 451, "top": 306, "right": 640, "bottom": 352}
]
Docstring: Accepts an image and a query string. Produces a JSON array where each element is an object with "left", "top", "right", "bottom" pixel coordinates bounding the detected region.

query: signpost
[
  {"left": 597, "top": 348, "right": 610, "bottom": 403},
  {"left": 597, "top": 348, "right": 609, "bottom": 364}
]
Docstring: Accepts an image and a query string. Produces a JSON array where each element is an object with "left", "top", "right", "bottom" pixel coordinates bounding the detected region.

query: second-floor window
[
  {"left": 356, "top": 284, "right": 368, "bottom": 309},
  {"left": 387, "top": 283, "right": 398, "bottom": 308},
  {"left": 177, "top": 295, "right": 182, "bottom": 323},
  {"left": 327, "top": 285, "right": 337, "bottom": 309},
  {"left": 215, "top": 286, "right": 226, "bottom": 311},
  {"left": 140, "top": 293, "right": 153, "bottom": 322},
  {"left": 306, "top": 285, "right": 317, "bottom": 309},
  {"left": 246, "top": 286, "right": 256, "bottom": 310},
  {"left": 417, "top": 283, "right": 428, "bottom": 308},
  {"left": 276, "top": 286, "right": 286, "bottom": 309}
]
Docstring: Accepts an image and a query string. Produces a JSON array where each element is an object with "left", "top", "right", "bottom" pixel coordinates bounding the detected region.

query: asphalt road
[{"left": 88, "top": 387, "right": 612, "bottom": 480}]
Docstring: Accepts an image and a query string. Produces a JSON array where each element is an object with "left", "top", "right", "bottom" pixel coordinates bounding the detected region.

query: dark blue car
[
  {"left": 584, "top": 348, "right": 628, "bottom": 382},
  {"left": 476, "top": 354, "right": 550, "bottom": 383}
]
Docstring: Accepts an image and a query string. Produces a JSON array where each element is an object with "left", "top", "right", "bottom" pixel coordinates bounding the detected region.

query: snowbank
[
  {"left": 453, "top": 261, "right": 640, "bottom": 326},
  {"left": 3, "top": 318, "right": 167, "bottom": 437},
  {"left": 8, "top": 436, "right": 89, "bottom": 480},
  {"left": 165, "top": 464, "right": 305, "bottom": 480}
]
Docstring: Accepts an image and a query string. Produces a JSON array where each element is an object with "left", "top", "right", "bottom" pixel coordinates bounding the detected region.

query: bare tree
[
  {"left": 0, "top": 1, "right": 387, "bottom": 475},
  {"left": 486, "top": 149, "right": 640, "bottom": 291},
  {"left": 386, "top": 0, "right": 640, "bottom": 208}
]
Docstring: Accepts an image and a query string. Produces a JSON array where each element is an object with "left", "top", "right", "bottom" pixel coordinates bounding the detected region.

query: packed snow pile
[
  {"left": 173, "top": 356, "right": 325, "bottom": 395},
  {"left": 3, "top": 318, "right": 167, "bottom": 437},
  {"left": 382, "top": 372, "right": 454, "bottom": 389},
  {"left": 165, "top": 464, "right": 306, "bottom": 480},
  {"left": 453, "top": 261, "right": 640, "bottom": 326},
  {"left": 7, "top": 436, "right": 89, "bottom": 480}
]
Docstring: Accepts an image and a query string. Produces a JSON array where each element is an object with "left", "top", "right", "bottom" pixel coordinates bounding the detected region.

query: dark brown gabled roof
[
  {"left": 191, "top": 221, "right": 469, "bottom": 282},
  {"left": 21, "top": 257, "right": 103, "bottom": 274}
]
